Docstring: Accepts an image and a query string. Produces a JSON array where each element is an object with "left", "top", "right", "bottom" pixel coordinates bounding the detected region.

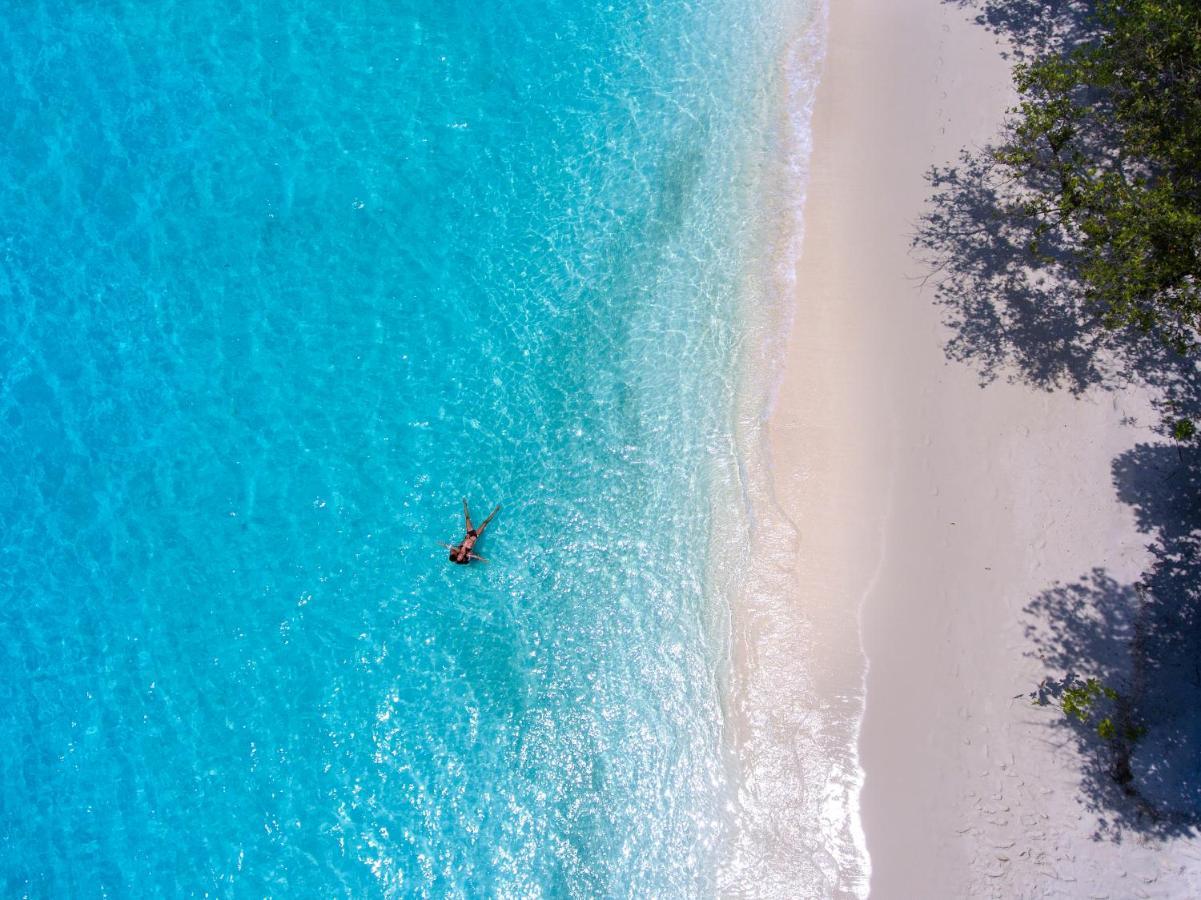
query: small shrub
[
  {"left": 1172, "top": 417, "right": 1197, "bottom": 442},
  {"left": 1059, "top": 677, "right": 1128, "bottom": 744},
  {"left": 1061, "top": 678, "right": 1116, "bottom": 723}
]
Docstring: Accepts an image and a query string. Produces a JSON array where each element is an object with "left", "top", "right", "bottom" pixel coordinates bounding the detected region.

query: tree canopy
[{"left": 996, "top": 0, "right": 1201, "bottom": 352}]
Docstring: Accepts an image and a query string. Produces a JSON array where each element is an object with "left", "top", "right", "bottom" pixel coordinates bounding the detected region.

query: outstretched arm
[
  {"left": 462, "top": 497, "right": 473, "bottom": 532},
  {"left": 476, "top": 504, "right": 501, "bottom": 535},
  {"left": 468, "top": 552, "right": 488, "bottom": 563}
]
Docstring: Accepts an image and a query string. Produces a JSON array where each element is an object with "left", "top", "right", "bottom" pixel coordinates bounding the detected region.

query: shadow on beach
[
  {"left": 917, "top": 0, "right": 1201, "bottom": 840},
  {"left": 1024, "top": 445, "right": 1201, "bottom": 840},
  {"left": 945, "top": 0, "right": 1100, "bottom": 60}
]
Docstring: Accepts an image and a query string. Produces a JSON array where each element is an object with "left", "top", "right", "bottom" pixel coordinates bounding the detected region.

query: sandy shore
[{"left": 765, "top": 0, "right": 1201, "bottom": 896}]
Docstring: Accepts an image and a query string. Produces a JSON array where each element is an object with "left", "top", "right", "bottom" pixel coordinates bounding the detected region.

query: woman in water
[{"left": 445, "top": 498, "right": 500, "bottom": 564}]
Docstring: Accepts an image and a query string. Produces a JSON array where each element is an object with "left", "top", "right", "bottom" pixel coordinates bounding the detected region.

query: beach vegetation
[
  {"left": 1060, "top": 677, "right": 1117, "bottom": 736},
  {"left": 1171, "top": 416, "right": 1196, "bottom": 443},
  {"left": 1059, "top": 676, "right": 1144, "bottom": 744},
  {"left": 994, "top": 0, "right": 1201, "bottom": 354}
]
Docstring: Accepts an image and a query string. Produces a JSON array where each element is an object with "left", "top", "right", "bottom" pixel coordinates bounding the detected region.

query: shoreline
[
  {"left": 759, "top": 0, "right": 1201, "bottom": 895},
  {"left": 720, "top": 1, "right": 871, "bottom": 895}
]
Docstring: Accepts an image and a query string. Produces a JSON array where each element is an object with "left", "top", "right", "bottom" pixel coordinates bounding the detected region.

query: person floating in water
[{"left": 445, "top": 498, "right": 500, "bottom": 564}]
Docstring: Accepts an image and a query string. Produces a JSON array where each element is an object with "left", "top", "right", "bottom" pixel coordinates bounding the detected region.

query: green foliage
[
  {"left": 1172, "top": 417, "right": 1197, "bottom": 442},
  {"left": 1047, "top": 677, "right": 1148, "bottom": 749},
  {"left": 1061, "top": 677, "right": 1117, "bottom": 725},
  {"left": 998, "top": 0, "right": 1201, "bottom": 352}
]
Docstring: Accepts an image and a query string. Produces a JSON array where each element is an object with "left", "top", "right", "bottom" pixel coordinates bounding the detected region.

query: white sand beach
[{"left": 762, "top": 0, "right": 1201, "bottom": 895}]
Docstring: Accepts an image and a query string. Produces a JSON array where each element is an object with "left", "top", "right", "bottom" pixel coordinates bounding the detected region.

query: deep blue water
[{"left": 0, "top": 1, "right": 805, "bottom": 894}]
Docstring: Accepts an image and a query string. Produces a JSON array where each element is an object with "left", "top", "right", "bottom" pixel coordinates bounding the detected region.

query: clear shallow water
[{"left": 1, "top": 0, "right": 819, "bottom": 895}]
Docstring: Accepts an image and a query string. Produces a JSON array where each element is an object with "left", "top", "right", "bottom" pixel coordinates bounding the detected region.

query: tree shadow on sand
[
  {"left": 916, "top": 149, "right": 1201, "bottom": 407},
  {"left": 916, "top": 150, "right": 1120, "bottom": 394},
  {"left": 925, "top": 0, "right": 1201, "bottom": 840},
  {"left": 1025, "top": 446, "right": 1201, "bottom": 839},
  {"left": 943, "top": 0, "right": 1099, "bottom": 61}
]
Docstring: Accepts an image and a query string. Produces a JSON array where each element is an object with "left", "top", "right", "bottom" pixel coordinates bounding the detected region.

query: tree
[{"left": 996, "top": 0, "right": 1201, "bottom": 353}]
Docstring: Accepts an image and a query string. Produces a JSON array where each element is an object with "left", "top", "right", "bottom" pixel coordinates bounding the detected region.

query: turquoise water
[{"left": 1, "top": 1, "right": 812, "bottom": 894}]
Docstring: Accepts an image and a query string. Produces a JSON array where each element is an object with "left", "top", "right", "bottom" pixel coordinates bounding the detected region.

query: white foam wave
[{"left": 714, "top": 2, "right": 872, "bottom": 896}]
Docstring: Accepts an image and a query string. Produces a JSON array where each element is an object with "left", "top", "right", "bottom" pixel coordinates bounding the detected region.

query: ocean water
[{"left": 0, "top": 0, "right": 827, "bottom": 895}]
